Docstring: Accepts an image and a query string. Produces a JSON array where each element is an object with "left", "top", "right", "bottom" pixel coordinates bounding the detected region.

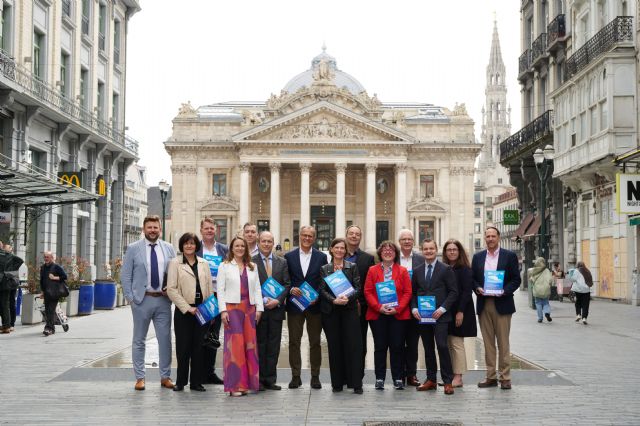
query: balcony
[
  {"left": 565, "top": 16, "right": 633, "bottom": 79},
  {"left": 547, "top": 14, "right": 567, "bottom": 52},
  {"left": 62, "top": 0, "right": 71, "bottom": 17},
  {"left": 531, "top": 33, "right": 548, "bottom": 67},
  {"left": 500, "top": 110, "right": 554, "bottom": 164},
  {"left": 518, "top": 49, "right": 532, "bottom": 81},
  {"left": 0, "top": 49, "right": 138, "bottom": 156}
]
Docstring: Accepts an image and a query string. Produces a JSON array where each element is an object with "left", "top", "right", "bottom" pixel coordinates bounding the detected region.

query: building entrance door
[
  {"left": 376, "top": 221, "right": 389, "bottom": 248},
  {"left": 311, "top": 206, "right": 335, "bottom": 251}
]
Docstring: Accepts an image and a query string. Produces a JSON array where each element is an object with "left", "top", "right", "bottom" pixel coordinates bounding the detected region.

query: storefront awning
[
  {"left": 522, "top": 211, "right": 550, "bottom": 239},
  {"left": 511, "top": 213, "right": 535, "bottom": 240},
  {"left": 0, "top": 162, "right": 98, "bottom": 206}
]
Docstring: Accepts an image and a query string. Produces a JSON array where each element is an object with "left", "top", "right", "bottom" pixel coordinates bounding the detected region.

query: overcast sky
[{"left": 125, "top": 0, "right": 521, "bottom": 186}]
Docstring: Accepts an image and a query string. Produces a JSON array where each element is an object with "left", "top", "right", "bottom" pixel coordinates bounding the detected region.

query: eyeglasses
[{"left": 381, "top": 248, "right": 396, "bottom": 253}]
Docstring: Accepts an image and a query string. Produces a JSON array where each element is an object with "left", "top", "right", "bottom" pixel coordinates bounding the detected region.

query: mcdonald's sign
[
  {"left": 58, "top": 172, "right": 82, "bottom": 187},
  {"left": 96, "top": 175, "right": 106, "bottom": 197}
]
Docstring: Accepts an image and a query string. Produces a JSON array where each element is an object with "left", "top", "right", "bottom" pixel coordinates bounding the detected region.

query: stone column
[
  {"left": 239, "top": 163, "right": 251, "bottom": 226},
  {"left": 394, "top": 164, "right": 407, "bottom": 241},
  {"left": 300, "top": 163, "right": 311, "bottom": 226},
  {"left": 269, "top": 162, "right": 281, "bottom": 244},
  {"left": 365, "top": 163, "right": 377, "bottom": 252},
  {"left": 335, "top": 163, "right": 347, "bottom": 238}
]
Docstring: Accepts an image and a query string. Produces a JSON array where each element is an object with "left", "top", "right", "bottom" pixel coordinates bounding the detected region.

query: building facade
[
  {"left": 166, "top": 49, "right": 480, "bottom": 252},
  {"left": 123, "top": 163, "right": 147, "bottom": 250},
  {"left": 0, "top": 0, "right": 140, "bottom": 274}
]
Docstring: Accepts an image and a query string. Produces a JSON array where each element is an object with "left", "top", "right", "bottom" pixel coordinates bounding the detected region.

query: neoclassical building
[{"left": 166, "top": 49, "right": 480, "bottom": 252}]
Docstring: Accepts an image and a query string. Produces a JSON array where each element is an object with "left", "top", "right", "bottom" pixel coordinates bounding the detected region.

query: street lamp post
[
  {"left": 533, "top": 144, "right": 555, "bottom": 261},
  {"left": 158, "top": 179, "right": 170, "bottom": 241}
]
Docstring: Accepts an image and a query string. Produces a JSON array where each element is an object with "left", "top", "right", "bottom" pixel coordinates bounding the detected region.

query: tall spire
[{"left": 489, "top": 19, "right": 505, "bottom": 69}]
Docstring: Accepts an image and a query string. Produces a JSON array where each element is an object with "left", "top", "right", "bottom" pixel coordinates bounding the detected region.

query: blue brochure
[
  {"left": 324, "top": 270, "right": 355, "bottom": 298},
  {"left": 418, "top": 295, "right": 436, "bottom": 324},
  {"left": 409, "top": 270, "right": 413, "bottom": 279},
  {"left": 261, "top": 277, "right": 285, "bottom": 299},
  {"left": 375, "top": 280, "right": 398, "bottom": 307},
  {"left": 484, "top": 270, "right": 505, "bottom": 296},
  {"left": 290, "top": 281, "right": 319, "bottom": 312},
  {"left": 203, "top": 254, "right": 223, "bottom": 278},
  {"left": 195, "top": 294, "right": 220, "bottom": 326}
]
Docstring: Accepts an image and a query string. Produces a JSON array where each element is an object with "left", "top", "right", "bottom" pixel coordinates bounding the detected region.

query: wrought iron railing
[
  {"left": 62, "top": 0, "right": 72, "bottom": 17},
  {"left": 518, "top": 49, "right": 531, "bottom": 76},
  {"left": 531, "top": 33, "right": 547, "bottom": 62},
  {"left": 99, "top": 33, "right": 106, "bottom": 51},
  {"left": 500, "top": 110, "right": 554, "bottom": 163},
  {"left": 0, "top": 49, "right": 138, "bottom": 155},
  {"left": 82, "top": 15, "right": 90, "bottom": 35},
  {"left": 565, "top": 16, "right": 633, "bottom": 79},
  {"left": 547, "top": 14, "right": 566, "bottom": 45}
]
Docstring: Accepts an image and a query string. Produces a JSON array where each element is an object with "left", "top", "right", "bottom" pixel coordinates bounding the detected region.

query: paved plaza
[{"left": 1, "top": 290, "right": 639, "bottom": 425}]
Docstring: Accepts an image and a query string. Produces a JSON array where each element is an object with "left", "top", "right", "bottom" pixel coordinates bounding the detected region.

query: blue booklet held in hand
[
  {"left": 203, "top": 254, "right": 223, "bottom": 278},
  {"left": 375, "top": 280, "right": 398, "bottom": 307},
  {"left": 418, "top": 295, "right": 436, "bottom": 324},
  {"left": 324, "top": 270, "right": 355, "bottom": 298},
  {"left": 195, "top": 294, "right": 220, "bottom": 326},
  {"left": 290, "top": 281, "right": 319, "bottom": 312},
  {"left": 261, "top": 276, "right": 285, "bottom": 299},
  {"left": 484, "top": 270, "right": 505, "bottom": 296}
]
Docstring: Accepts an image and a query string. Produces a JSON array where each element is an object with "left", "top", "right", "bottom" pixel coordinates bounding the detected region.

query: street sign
[
  {"left": 616, "top": 173, "right": 640, "bottom": 214},
  {"left": 503, "top": 209, "right": 519, "bottom": 225}
]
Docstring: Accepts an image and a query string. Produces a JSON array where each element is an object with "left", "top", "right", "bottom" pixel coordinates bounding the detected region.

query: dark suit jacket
[
  {"left": 449, "top": 266, "right": 477, "bottom": 337},
  {"left": 252, "top": 252, "right": 291, "bottom": 320},
  {"left": 196, "top": 241, "right": 229, "bottom": 261},
  {"left": 284, "top": 248, "right": 329, "bottom": 314},
  {"left": 319, "top": 261, "right": 360, "bottom": 314},
  {"left": 411, "top": 260, "right": 458, "bottom": 323},
  {"left": 471, "top": 248, "right": 521, "bottom": 316},
  {"left": 349, "top": 249, "right": 375, "bottom": 303}
]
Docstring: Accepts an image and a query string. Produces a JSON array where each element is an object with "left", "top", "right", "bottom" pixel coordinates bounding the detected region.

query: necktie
[
  {"left": 426, "top": 264, "right": 433, "bottom": 284},
  {"left": 150, "top": 244, "right": 160, "bottom": 289},
  {"left": 265, "top": 257, "right": 272, "bottom": 277}
]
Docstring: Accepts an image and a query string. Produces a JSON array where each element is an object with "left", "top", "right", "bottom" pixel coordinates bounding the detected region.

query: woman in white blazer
[
  {"left": 217, "top": 236, "right": 263, "bottom": 396},
  {"left": 166, "top": 232, "right": 213, "bottom": 392}
]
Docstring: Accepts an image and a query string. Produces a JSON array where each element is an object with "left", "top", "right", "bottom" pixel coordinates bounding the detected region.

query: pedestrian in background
[
  {"left": 528, "top": 257, "right": 553, "bottom": 323},
  {"left": 568, "top": 261, "right": 592, "bottom": 325},
  {"left": 39, "top": 252, "right": 67, "bottom": 336},
  {"left": 0, "top": 244, "right": 23, "bottom": 334},
  {"left": 441, "top": 239, "right": 477, "bottom": 388},
  {"left": 166, "top": 232, "right": 213, "bottom": 392},
  {"left": 4, "top": 245, "right": 21, "bottom": 331}
]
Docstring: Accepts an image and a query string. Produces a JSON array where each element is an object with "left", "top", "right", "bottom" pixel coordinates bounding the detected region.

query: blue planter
[
  {"left": 15, "top": 288, "right": 22, "bottom": 316},
  {"left": 78, "top": 284, "right": 94, "bottom": 315},
  {"left": 94, "top": 280, "right": 117, "bottom": 310}
]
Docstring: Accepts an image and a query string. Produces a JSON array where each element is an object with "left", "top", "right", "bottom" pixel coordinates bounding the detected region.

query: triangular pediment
[
  {"left": 407, "top": 198, "right": 447, "bottom": 213},
  {"left": 233, "top": 101, "right": 414, "bottom": 143}
]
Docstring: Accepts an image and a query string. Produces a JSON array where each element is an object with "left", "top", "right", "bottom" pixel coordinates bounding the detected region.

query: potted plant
[
  {"left": 21, "top": 264, "right": 43, "bottom": 325},
  {"left": 59, "top": 256, "right": 92, "bottom": 316}
]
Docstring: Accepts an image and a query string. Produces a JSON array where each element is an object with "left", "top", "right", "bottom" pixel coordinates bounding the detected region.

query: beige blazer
[
  {"left": 217, "top": 259, "right": 264, "bottom": 313},
  {"left": 166, "top": 256, "right": 214, "bottom": 314}
]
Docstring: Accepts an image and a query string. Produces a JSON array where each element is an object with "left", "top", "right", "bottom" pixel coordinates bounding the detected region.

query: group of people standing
[{"left": 121, "top": 215, "right": 522, "bottom": 396}]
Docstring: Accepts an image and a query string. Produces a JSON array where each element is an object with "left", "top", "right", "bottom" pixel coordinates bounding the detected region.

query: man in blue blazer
[
  {"left": 471, "top": 226, "right": 521, "bottom": 390},
  {"left": 196, "top": 217, "right": 228, "bottom": 385},
  {"left": 284, "top": 225, "right": 328, "bottom": 390},
  {"left": 121, "top": 215, "right": 176, "bottom": 391}
]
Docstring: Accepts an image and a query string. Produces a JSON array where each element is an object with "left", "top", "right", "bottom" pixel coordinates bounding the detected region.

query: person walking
[
  {"left": 441, "top": 239, "right": 477, "bottom": 388},
  {"left": 568, "top": 261, "right": 592, "bottom": 325},
  {"left": 217, "top": 236, "right": 264, "bottom": 396},
  {"left": 121, "top": 215, "right": 177, "bottom": 391},
  {"left": 0, "top": 245, "right": 23, "bottom": 334},
  {"left": 528, "top": 257, "right": 553, "bottom": 323},
  {"left": 38, "top": 252, "right": 67, "bottom": 336},
  {"left": 364, "top": 241, "right": 412, "bottom": 391},
  {"left": 320, "top": 238, "right": 363, "bottom": 394},
  {"left": 166, "top": 232, "right": 214, "bottom": 392}
]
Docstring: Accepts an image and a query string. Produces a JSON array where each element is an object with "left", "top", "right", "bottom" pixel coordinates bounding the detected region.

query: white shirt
[
  {"left": 299, "top": 248, "right": 312, "bottom": 277},
  {"left": 249, "top": 245, "right": 260, "bottom": 258},
  {"left": 202, "top": 243, "right": 219, "bottom": 291},
  {"left": 400, "top": 251, "right": 415, "bottom": 271},
  {"left": 145, "top": 239, "right": 165, "bottom": 292}
]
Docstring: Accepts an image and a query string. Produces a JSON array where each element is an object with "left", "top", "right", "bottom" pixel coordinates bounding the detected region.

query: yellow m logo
[
  {"left": 58, "top": 173, "right": 81, "bottom": 187},
  {"left": 97, "top": 177, "right": 106, "bottom": 197}
]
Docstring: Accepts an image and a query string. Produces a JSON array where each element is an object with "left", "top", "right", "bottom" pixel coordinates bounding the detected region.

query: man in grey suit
[
  {"left": 253, "top": 231, "right": 290, "bottom": 391},
  {"left": 121, "top": 215, "right": 177, "bottom": 391}
]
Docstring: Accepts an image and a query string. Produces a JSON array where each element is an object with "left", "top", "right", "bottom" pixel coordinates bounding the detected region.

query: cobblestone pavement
[{"left": 1, "top": 291, "right": 639, "bottom": 425}]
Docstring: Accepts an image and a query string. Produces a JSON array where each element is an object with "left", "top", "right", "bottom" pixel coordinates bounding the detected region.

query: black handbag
[{"left": 45, "top": 280, "right": 69, "bottom": 299}]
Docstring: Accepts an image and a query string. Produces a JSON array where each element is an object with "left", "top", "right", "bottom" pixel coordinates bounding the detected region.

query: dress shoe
[
  {"left": 310, "top": 376, "right": 322, "bottom": 389},
  {"left": 444, "top": 384, "right": 454, "bottom": 395},
  {"left": 134, "top": 379, "right": 145, "bottom": 391},
  {"left": 288, "top": 376, "right": 302, "bottom": 389},
  {"left": 500, "top": 380, "right": 512, "bottom": 390},
  {"left": 353, "top": 387, "right": 363, "bottom": 394},
  {"left": 332, "top": 386, "right": 343, "bottom": 393},
  {"left": 477, "top": 378, "right": 498, "bottom": 388},
  {"left": 173, "top": 385, "right": 184, "bottom": 392},
  {"left": 258, "top": 383, "right": 265, "bottom": 391},
  {"left": 406, "top": 375, "right": 420, "bottom": 387},
  {"left": 190, "top": 384, "right": 206, "bottom": 392},
  {"left": 205, "top": 373, "right": 224, "bottom": 385},
  {"left": 264, "top": 383, "right": 281, "bottom": 391},
  {"left": 417, "top": 379, "right": 437, "bottom": 391},
  {"left": 160, "top": 378, "right": 175, "bottom": 389},
  {"left": 0, "top": 328, "right": 9, "bottom": 334}
]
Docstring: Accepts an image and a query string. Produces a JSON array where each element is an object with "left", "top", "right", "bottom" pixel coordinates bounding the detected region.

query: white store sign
[
  {"left": 0, "top": 212, "right": 10, "bottom": 224},
  {"left": 616, "top": 173, "right": 640, "bottom": 214}
]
